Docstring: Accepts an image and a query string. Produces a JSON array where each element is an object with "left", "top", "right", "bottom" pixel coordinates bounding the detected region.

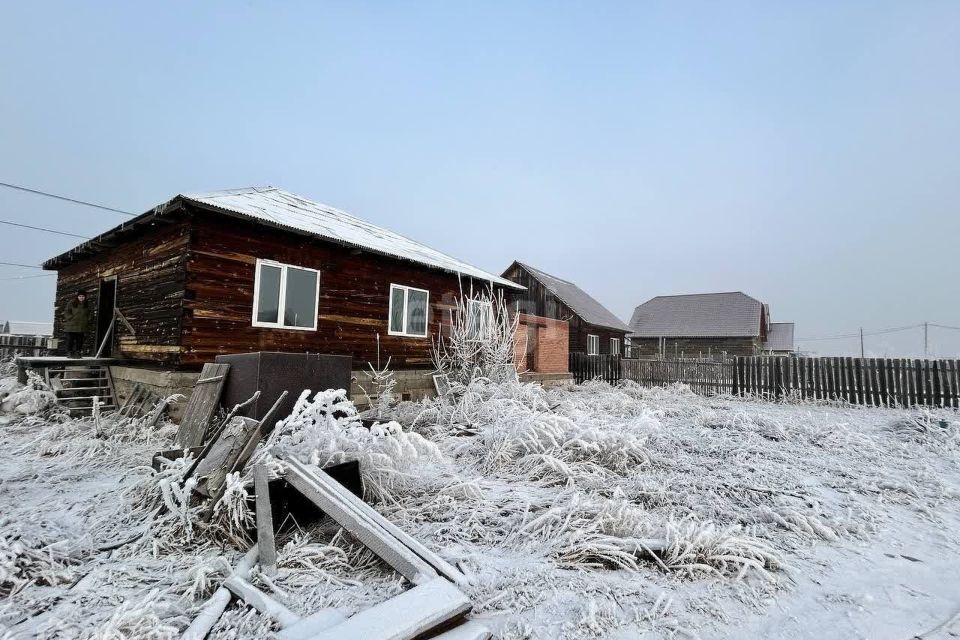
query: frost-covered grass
[{"left": 1, "top": 375, "right": 958, "bottom": 639}]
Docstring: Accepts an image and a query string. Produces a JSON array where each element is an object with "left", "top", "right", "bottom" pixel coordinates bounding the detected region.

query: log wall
[
  {"left": 52, "top": 221, "right": 190, "bottom": 364},
  {"left": 180, "top": 214, "right": 497, "bottom": 369}
]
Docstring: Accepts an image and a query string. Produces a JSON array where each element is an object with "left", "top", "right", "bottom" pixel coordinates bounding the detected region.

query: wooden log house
[
  {"left": 42, "top": 187, "right": 524, "bottom": 401},
  {"left": 502, "top": 261, "right": 631, "bottom": 362}
]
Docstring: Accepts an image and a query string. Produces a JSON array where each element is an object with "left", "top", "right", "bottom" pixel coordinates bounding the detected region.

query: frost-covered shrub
[
  {"left": 266, "top": 388, "right": 446, "bottom": 501},
  {"left": 0, "top": 372, "right": 58, "bottom": 416},
  {"left": 432, "top": 287, "right": 520, "bottom": 386}
]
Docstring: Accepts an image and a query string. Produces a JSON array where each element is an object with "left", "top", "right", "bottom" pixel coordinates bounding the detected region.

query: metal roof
[
  {"left": 764, "top": 322, "right": 795, "bottom": 352},
  {"left": 45, "top": 187, "right": 521, "bottom": 289},
  {"left": 628, "top": 292, "right": 763, "bottom": 338},
  {"left": 510, "top": 262, "right": 630, "bottom": 332},
  {"left": 1, "top": 321, "right": 53, "bottom": 336}
]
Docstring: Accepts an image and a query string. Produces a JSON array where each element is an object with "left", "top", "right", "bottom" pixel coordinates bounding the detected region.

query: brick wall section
[{"left": 514, "top": 313, "right": 569, "bottom": 374}]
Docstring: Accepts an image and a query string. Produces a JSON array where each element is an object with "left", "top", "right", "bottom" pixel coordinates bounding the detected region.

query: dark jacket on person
[{"left": 63, "top": 299, "right": 93, "bottom": 333}]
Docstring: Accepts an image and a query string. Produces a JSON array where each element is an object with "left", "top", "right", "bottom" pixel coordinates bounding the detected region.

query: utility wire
[
  {"left": 0, "top": 181, "right": 137, "bottom": 217},
  {"left": 0, "top": 261, "right": 44, "bottom": 270},
  {"left": 0, "top": 218, "right": 90, "bottom": 239},
  {"left": 930, "top": 323, "right": 960, "bottom": 332},
  {"left": 0, "top": 273, "right": 55, "bottom": 281},
  {"left": 797, "top": 324, "right": 923, "bottom": 341}
]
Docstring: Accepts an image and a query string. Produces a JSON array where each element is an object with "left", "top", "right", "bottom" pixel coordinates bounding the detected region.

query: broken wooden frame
[{"left": 277, "top": 456, "right": 481, "bottom": 640}]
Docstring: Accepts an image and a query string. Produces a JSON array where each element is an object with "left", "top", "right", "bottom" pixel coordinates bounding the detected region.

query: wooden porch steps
[{"left": 45, "top": 364, "right": 118, "bottom": 417}]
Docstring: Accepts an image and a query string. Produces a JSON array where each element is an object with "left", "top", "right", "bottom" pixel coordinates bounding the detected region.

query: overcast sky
[{"left": 1, "top": 1, "right": 958, "bottom": 357}]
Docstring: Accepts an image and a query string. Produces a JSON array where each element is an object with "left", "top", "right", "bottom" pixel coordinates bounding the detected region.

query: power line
[
  {"left": 930, "top": 323, "right": 960, "bottom": 332},
  {"left": 0, "top": 261, "right": 43, "bottom": 269},
  {"left": 797, "top": 324, "right": 923, "bottom": 342},
  {"left": 0, "top": 181, "right": 137, "bottom": 217},
  {"left": 0, "top": 273, "right": 55, "bottom": 281},
  {"left": 0, "top": 218, "right": 90, "bottom": 239}
]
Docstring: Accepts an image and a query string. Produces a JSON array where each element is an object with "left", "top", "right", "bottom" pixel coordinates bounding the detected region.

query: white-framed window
[
  {"left": 587, "top": 334, "right": 599, "bottom": 355},
  {"left": 388, "top": 284, "right": 430, "bottom": 337},
  {"left": 465, "top": 299, "right": 494, "bottom": 342},
  {"left": 610, "top": 338, "right": 620, "bottom": 356},
  {"left": 624, "top": 337, "right": 632, "bottom": 358},
  {"left": 252, "top": 259, "right": 320, "bottom": 330}
]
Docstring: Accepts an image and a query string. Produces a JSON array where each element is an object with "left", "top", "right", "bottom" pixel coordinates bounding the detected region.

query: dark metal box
[{"left": 215, "top": 352, "right": 353, "bottom": 422}]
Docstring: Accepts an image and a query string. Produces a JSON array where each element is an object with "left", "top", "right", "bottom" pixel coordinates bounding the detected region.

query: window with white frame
[
  {"left": 466, "top": 299, "right": 493, "bottom": 341},
  {"left": 624, "top": 337, "right": 632, "bottom": 358},
  {"left": 587, "top": 334, "right": 599, "bottom": 355},
  {"left": 253, "top": 259, "right": 320, "bottom": 330},
  {"left": 388, "top": 284, "right": 430, "bottom": 337},
  {"left": 610, "top": 338, "right": 620, "bottom": 356}
]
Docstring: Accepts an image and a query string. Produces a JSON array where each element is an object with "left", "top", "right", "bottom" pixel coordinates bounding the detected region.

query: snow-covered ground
[{"left": 1, "top": 370, "right": 959, "bottom": 639}]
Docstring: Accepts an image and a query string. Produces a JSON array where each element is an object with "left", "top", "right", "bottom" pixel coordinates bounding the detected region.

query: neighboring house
[
  {"left": 42, "top": 187, "right": 522, "bottom": 398},
  {"left": 763, "top": 322, "right": 795, "bottom": 355},
  {"left": 502, "top": 261, "right": 630, "bottom": 362},
  {"left": 628, "top": 292, "right": 776, "bottom": 358},
  {"left": 0, "top": 321, "right": 54, "bottom": 352},
  {"left": 1, "top": 321, "right": 54, "bottom": 336}
]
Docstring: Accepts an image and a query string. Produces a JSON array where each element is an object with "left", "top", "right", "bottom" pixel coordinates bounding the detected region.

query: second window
[{"left": 389, "top": 284, "right": 430, "bottom": 337}]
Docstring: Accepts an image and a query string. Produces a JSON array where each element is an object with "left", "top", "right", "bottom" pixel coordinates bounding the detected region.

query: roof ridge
[
  {"left": 650, "top": 291, "right": 752, "bottom": 299},
  {"left": 516, "top": 261, "right": 576, "bottom": 285}
]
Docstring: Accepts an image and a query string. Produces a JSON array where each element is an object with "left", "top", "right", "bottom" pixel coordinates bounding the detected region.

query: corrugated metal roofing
[
  {"left": 513, "top": 262, "right": 630, "bottom": 332},
  {"left": 1, "top": 321, "right": 53, "bottom": 336},
  {"left": 764, "top": 322, "right": 795, "bottom": 352},
  {"left": 181, "top": 187, "right": 520, "bottom": 288},
  {"left": 629, "top": 292, "right": 763, "bottom": 338}
]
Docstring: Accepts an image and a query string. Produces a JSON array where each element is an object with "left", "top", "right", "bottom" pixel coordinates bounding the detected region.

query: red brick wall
[{"left": 513, "top": 313, "right": 569, "bottom": 374}]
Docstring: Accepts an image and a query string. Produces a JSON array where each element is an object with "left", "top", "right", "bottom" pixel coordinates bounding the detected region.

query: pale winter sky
[{"left": 1, "top": 1, "right": 958, "bottom": 357}]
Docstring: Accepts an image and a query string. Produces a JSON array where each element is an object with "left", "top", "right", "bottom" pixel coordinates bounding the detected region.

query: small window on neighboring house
[
  {"left": 253, "top": 259, "right": 319, "bottom": 330},
  {"left": 466, "top": 299, "right": 494, "bottom": 341},
  {"left": 624, "top": 337, "right": 632, "bottom": 358},
  {"left": 388, "top": 284, "right": 430, "bottom": 337},
  {"left": 610, "top": 338, "right": 620, "bottom": 356},
  {"left": 587, "top": 334, "right": 599, "bottom": 355}
]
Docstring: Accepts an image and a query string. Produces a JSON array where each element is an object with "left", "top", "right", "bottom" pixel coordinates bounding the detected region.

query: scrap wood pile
[{"left": 1, "top": 354, "right": 960, "bottom": 639}]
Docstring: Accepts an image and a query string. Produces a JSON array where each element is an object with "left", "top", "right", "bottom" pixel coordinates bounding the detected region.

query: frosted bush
[
  {"left": 265, "top": 388, "right": 447, "bottom": 501},
  {"left": 0, "top": 372, "right": 58, "bottom": 416}
]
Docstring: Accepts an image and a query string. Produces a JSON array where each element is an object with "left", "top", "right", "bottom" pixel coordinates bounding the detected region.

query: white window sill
[
  {"left": 387, "top": 330, "right": 429, "bottom": 338},
  {"left": 252, "top": 322, "right": 318, "bottom": 332}
]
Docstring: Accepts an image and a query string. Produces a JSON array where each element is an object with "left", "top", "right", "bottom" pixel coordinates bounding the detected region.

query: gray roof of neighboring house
[
  {"left": 764, "top": 322, "right": 795, "bottom": 352},
  {"left": 1, "top": 321, "right": 54, "bottom": 336},
  {"left": 510, "top": 262, "right": 631, "bottom": 332},
  {"left": 45, "top": 187, "right": 521, "bottom": 289},
  {"left": 629, "top": 292, "right": 764, "bottom": 338}
]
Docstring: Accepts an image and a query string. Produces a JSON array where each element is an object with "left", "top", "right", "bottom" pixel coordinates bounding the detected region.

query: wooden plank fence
[
  {"left": 569, "top": 353, "right": 960, "bottom": 408},
  {"left": 732, "top": 356, "right": 960, "bottom": 408},
  {"left": 569, "top": 353, "right": 622, "bottom": 385},
  {"left": 621, "top": 358, "right": 733, "bottom": 395}
]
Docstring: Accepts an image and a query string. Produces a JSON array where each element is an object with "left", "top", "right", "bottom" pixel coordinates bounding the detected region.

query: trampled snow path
[{"left": 1, "top": 375, "right": 958, "bottom": 639}]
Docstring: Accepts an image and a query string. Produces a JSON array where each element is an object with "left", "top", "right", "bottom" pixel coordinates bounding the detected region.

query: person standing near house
[{"left": 63, "top": 290, "right": 93, "bottom": 357}]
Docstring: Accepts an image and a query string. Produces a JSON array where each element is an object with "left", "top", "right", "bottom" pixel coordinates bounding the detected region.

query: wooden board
[
  {"left": 288, "top": 458, "right": 465, "bottom": 586},
  {"left": 283, "top": 460, "right": 439, "bottom": 585},
  {"left": 192, "top": 416, "right": 258, "bottom": 497},
  {"left": 176, "top": 362, "right": 231, "bottom": 447},
  {"left": 254, "top": 464, "right": 278, "bottom": 577},
  {"left": 309, "top": 577, "right": 471, "bottom": 640}
]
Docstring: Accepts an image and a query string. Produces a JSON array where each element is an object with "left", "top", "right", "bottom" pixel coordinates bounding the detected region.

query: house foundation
[{"left": 110, "top": 365, "right": 574, "bottom": 421}]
